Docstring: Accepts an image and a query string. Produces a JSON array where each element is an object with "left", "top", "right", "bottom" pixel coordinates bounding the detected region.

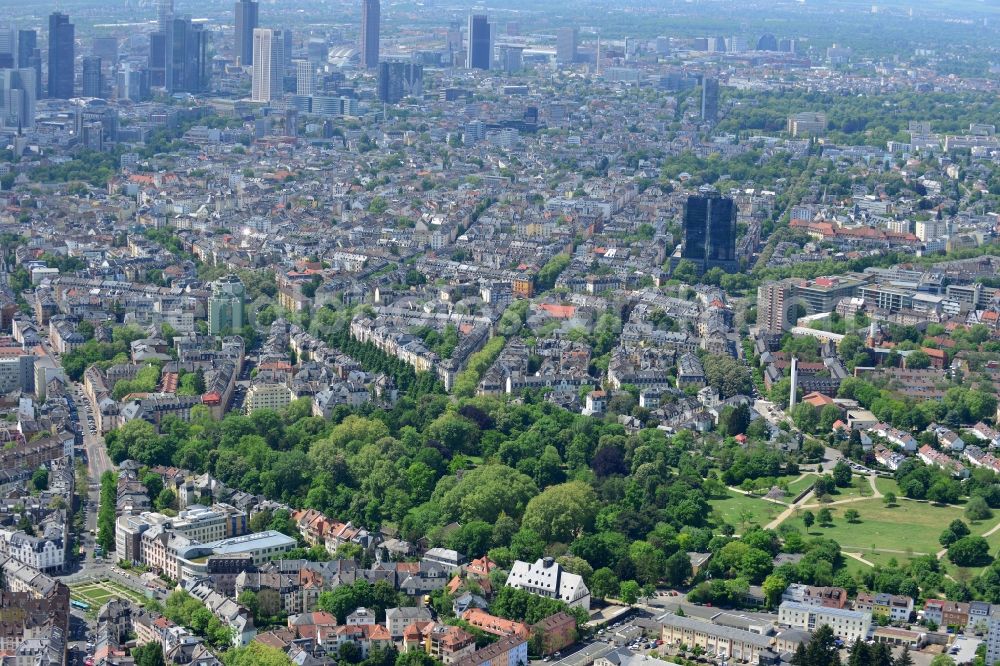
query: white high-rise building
[
  {"left": 0, "top": 67, "right": 36, "bottom": 129},
  {"left": 0, "top": 23, "right": 15, "bottom": 59},
  {"left": 251, "top": 28, "right": 283, "bottom": 102},
  {"left": 915, "top": 219, "right": 948, "bottom": 242},
  {"left": 294, "top": 59, "right": 313, "bottom": 96}
]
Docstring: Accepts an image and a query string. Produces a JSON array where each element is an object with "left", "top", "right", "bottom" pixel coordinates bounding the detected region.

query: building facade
[
  {"left": 681, "top": 192, "right": 737, "bottom": 274},
  {"left": 234, "top": 0, "right": 258, "bottom": 66},
  {"left": 47, "top": 12, "right": 75, "bottom": 98},
  {"left": 360, "top": 0, "right": 380, "bottom": 69}
]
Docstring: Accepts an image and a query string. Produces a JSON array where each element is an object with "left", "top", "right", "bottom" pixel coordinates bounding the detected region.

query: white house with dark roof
[{"left": 506, "top": 557, "right": 590, "bottom": 610}]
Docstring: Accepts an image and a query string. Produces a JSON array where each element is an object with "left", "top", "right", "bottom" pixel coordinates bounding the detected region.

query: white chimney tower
[{"left": 789, "top": 356, "right": 798, "bottom": 411}]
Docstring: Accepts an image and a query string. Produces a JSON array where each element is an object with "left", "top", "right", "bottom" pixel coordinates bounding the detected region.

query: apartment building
[
  {"left": 659, "top": 613, "right": 773, "bottom": 665},
  {"left": 779, "top": 602, "right": 872, "bottom": 642}
]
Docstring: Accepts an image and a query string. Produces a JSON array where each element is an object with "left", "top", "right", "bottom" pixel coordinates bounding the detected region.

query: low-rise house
[
  {"left": 918, "top": 444, "right": 968, "bottom": 478},
  {"left": 923, "top": 599, "right": 969, "bottom": 629},
  {"left": 423, "top": 547, "right": 465, "bottom": 573},
  {"left": 874, "top": 445, "right": 906, "bottom": 471},
  {"left": 183, "top": 580, "right": 256, "bottom": 646},
  {"left": 854, "top": 592, "right": 913, "bottom": 623},
  {"left": 781, "top": 584, "right": 848, "bottom": 609}
]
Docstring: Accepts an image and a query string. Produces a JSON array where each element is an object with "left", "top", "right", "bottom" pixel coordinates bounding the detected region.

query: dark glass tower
[
  {"left": 17, "top": 29, "right": 36, "bottom": 68},
  {"left": 149, "top": 33, "right": 167, "bottom": 87},
  {"left": 467, "top": 13, "right": 491, "bottom": 70},
  {"left": 681, "top": 192, "right": 738, "bottom": 274},
  {"left": 171, "top": 18, "right": 209, "bottom": 92},
  {"left": 377, "top": 61, "right": 422, "bottom": 103},
  {"left": 234, "top": 0, "right": 258, "bottom": 66},
  {"left": 48, "top": 12, "right": 75, "bottom": 98},
  {"left": 360, "top": 0, "right": 380, "bottom": 69},
  {"left": 701, "top": 76, "right": 719, "bottom": 122},
  {"left": 82, "top": 56, "right": 102, "bottom": 97}
]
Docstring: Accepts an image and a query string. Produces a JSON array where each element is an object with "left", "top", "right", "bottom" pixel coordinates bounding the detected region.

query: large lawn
[
  {"left": 785, "top": 475, "right": 816, "bottom": 497},
  {"left": 709, "top": 490, "right": 785, "bottom": 531},
  {"left": 810, "top": 477, "right": 876, "bottom": 503},
  {"left": 874, "top": 477, "right": 901, "bottom": 496},
  {"left": 786, "top": 498, "right": 969, "bottom": 556},
  {"left": 71, "top": 580, "right": 147, "bottom": 608}
]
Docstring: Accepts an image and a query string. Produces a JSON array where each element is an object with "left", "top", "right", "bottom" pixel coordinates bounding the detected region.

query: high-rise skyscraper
[
  {"left": 467, "top": 13, "right": 491, "bottom": 70},
  {"left": 282, "top": 29, "right": 293, "bottom": 70},
  {"left": 556, "top": 27, "right": 578, "bottom": 66},
  {"left": 680, "top": 191, "right": 737, "bottom": 274},
  {"left": 251, "top": 27, "right": 283, "bottom": 102},
  {"left": 149, "top": 33, "right": 168, "bottom": 88},
  {"left": 498, "top": 46, "right": 523, "bottom": 74},
  {"left": 0, "top": 23, "right": 14, "bottom": 68},
  {"left": 17, "top": 30, "right": 36, "bottom": 68},
  {"left": 16, "top": 29, "right": 40, "bottom": 98},
  {"left": 294, "top": 59, "right": 314, "bottom": 96},
  {"left": 377, "top": 60, "right": 422, "bottom": 103},
  {"left": 171, "top": 17, "right": 209, "bottom": 92},
  {"left": 208, "top": 275, "right": 246, "bottom": 335},
  {"left": 157, "top": 0, "right": 173, "bottom": 32},
  {"left": 701, "top": 76, "right": 719, "bottom": 122},
  {"left": 156, "top": 0, "right": 174, "bottom": 91},
  {"left": 756, "top": 279, "right": 794, "bottom": 334},
  {"left": 0, "top": 68, "right": 37, "bottom": 129},
  {"left": 234, "top": 0, "right": 258, "bottom": 66},
  {"left": 360, "top": 0, "right": 380, "bottom": 69},
  {"left": 117, "top": 62, "right": 150, "bottom": 102},
  {"left": 82, "top": 56, "right": 103, "bottom": 97},
  {"left": 47, "top": 13, "right": 75, "bottom": 99},
  {"left": 757, "top": 33, "right": 778, "bottom": 51}
]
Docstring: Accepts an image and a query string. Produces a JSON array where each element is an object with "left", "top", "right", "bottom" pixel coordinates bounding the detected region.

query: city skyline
[{"left": 1, "top": 2, "right": 1000, "bottom": 666}]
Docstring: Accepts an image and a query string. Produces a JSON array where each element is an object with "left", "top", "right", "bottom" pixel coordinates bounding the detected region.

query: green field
[
  {"left": 810, "top": 477, "right": 876, "bottom": 503},
  {"left": 785, "top": 475, "right": 816, "bottom": 497},
  {"left": 786, "top": 498, "right": 969, "bottom": 556},
  {"left": 71, "top": 580, "right": 148, "bottom": 608},
  {"left": 874, "top": 477, "right": 901, "bottom": 496},
  {"left": 709, "top": 489, "right": 785, "bottom": 530}
]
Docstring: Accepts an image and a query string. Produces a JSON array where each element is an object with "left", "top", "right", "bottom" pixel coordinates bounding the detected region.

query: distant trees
[
  {"left": 132, "top": 642, "right": 165, "bottom": 666},
  {"left": 792, "top": 403, "right": 820, "bottom": 433},
  {"left": 521, "top": 481, "right": 598, "bottom": 543},
  {"left": 832, "top": 461, "right": 852, "bottom": 488},
  {"left": 940, "top": 519, "right": 970, "bottom": 547},
  {"left": 490, "top": 586, "right": 587, "bottom": 627},
  {"left": 790, "top": 625, "right": 841, "bottom": 666},
  {"left": 948, "top": 536, "right": 991, "bottom": 567},
  {"left": 703, "top": 356, "right": 753, "bottom": 399},
  {"left": 905, "top": 350, "right": 931, "bottom": 369},
  {"left": 222, "top": 642, "right": 293, "bottom": 666},
  {"left": 164, "top": 590, "right": 234, "bottom": 647},
  {"left": 316, "top": 579, "right": 401, "bottom": 623},
  {"left": 618, "top": 580, "right": 641, "bottom": 605},
  {"left": 97, "top": 470, "right": 117, "bottom": 554},
  {"left": 535, "top": 253, "right": 571, "bottom": 292},
  {"left": 966, "top": 496, "right": 994, "bottom": 522}
]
